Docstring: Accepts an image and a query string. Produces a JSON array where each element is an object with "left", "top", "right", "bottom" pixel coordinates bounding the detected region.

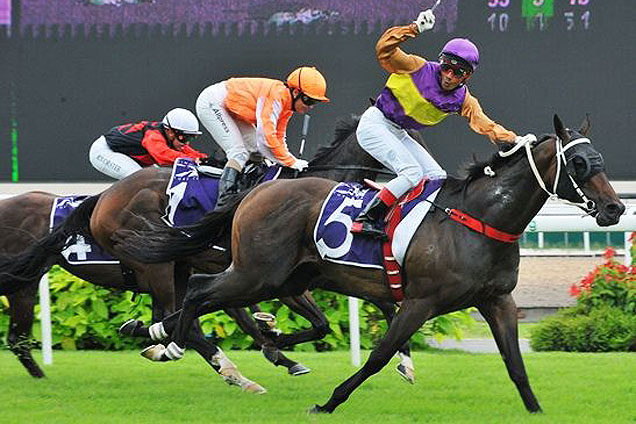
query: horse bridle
[{"left": 499, "top": 134, "right": 598, "bottom": 215}]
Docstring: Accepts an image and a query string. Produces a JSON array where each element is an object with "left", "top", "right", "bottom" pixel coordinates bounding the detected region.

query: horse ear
[
  {"left": 553, "top": 114, "right": 567, "bottom": 140},
  {"left": 579, "top": 114, "right": 591, "bottom": 136}
]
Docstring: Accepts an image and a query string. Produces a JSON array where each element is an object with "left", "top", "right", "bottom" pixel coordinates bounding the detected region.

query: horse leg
[
  {"left": 130, "top": 263, "right": 266, "bottom": 393},
  {"left": 273, "top": 292, "right": 330, "bottom": 349},
  {"left": 223, "top": 307, "right": 311, "bottom": 376},
  {"left": 373, "top": 299, "right": 415, "bottom": 384},
  {"left": 311, "top": 298, "right": 434, "bottom": 414},
  {"left": 6, "top": 282, "right": 44, "bottom": 378},
  {"left": 477, "top": 294, "right": 542, "bottom": 413}
]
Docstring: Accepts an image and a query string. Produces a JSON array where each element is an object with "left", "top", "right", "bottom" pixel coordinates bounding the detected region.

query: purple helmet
[{"left": 440, "top": 38, "right": 480, "bottom": 72}]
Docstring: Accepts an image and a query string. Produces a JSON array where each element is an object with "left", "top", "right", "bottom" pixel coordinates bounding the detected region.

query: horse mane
[
  {"left": 461, "top": 134, "right": 554, "bottom": 182},
  {"left": 310, "top": 114, "right": 360, "bottom": 164}
]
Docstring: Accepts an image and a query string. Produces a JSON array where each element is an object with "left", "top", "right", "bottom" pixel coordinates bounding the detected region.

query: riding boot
[
  {"left": 351, "top": 188, "right": 397, "bottom": 239},
  {"left": 216, "top": 167, "right": 240, "bottom": 209}
]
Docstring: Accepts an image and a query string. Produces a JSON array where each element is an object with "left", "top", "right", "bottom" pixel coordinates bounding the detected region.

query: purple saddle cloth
[
  {"left": 163, "top": 158, "right": 282, "bottom": 227},
  {"left": 52, "top": 196, "right": 118, "bottom": 264},
  {"left": 314, "top": 179, "right": 444, "bottom": 268}
]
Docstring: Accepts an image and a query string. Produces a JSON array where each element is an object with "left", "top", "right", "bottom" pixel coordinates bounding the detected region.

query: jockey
[
  {"left": 353, "top": 9, "right": 535, "bottom": 238},
  {"left": 89, "top": 108, "right": 208, "bottom": 180},
  {"left": 195, "top": 66, "right": 330, "bottom": 207}
]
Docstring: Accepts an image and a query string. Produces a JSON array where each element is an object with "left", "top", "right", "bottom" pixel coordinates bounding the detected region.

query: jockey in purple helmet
[{"left": 352, "top": 9, "right": 535, "bottom": 239}]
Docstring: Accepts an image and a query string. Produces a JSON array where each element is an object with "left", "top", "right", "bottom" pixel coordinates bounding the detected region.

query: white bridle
[{"left": 499, "top": 135, "right": 596, "bottom": 213}]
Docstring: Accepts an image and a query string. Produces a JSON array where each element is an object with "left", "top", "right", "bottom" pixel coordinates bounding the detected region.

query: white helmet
[{"left": 161, "top": 108, "right": 202, "bottom": 135}]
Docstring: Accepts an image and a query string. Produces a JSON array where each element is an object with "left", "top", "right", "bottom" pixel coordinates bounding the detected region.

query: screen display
[
  {"left": 20, "top": 0, "right": 459, "bottom": 36},
  {"left": 0, "top": 0, "right": 10, "bottom": 26}
]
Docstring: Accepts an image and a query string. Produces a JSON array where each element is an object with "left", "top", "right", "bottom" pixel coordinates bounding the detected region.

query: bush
[
  {"left": 2, "top": 266, "right": 475, "bottom": 351},
  {"left": 531, "top": 238, "right": 636, "bottom": 352},
  {"left": 530, "top": 306, "right": 636, "bottom": 352}
]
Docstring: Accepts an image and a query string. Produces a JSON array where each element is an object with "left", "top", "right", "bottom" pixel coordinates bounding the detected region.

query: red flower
[
  {"left": 569, "top": 284, "right": 581, "bottom": 297},
  {"left": 604, "top": 247, "right": 616, "bottom": 260},
  {"left": 629, "top": 232, "right": 635, "bottom": 242}
]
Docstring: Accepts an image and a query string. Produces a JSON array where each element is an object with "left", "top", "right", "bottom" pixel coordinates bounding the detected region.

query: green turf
[
  {"left": 457, "top": 321, "right": 539, "bottom": 339},
  {"left": 0, "top": 350, "right": 633, "bottom": 423}
]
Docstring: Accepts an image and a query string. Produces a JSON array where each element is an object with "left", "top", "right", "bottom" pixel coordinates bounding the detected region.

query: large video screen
[
  {"left": 0, "top": 0, "right": 10, "bottom": 26},
  {"left": 21, "top": 0, "right": 459, "bottom": 36}
]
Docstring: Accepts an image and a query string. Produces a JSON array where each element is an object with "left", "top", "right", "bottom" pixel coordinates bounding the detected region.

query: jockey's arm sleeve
[
  {"left": 461, "top": 92, "right": 517, "bottom": 143},
  {"left": 257, "top": 97, "right": 296, "bottom": 166},
  {"left": 376, "top": 24, "right": 426, "bottom": 74},
  {"left": 142, "top": 130, "right": 191, "bottom": 165},
  {"left": 180, "top": 145, "right": 209, "bottom": 159}
]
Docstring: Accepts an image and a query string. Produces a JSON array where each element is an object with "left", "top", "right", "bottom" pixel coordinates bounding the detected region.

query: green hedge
[
  {"left": 530, "top": 306, "right": 635, "bottom": 352},
  {"left": 530, "top": 240, "right": 636, "bottom": 352},
  {"left": 1, "top": 265, "right": 475, "bottom": 351}
]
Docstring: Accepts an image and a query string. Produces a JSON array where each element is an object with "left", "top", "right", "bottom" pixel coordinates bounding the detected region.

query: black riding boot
[
  {"left": 351, "top": 193, "right": 390, "bottom": 239},
  {"left": 216, "top": 167, "right": 240, "bottom": 209}
]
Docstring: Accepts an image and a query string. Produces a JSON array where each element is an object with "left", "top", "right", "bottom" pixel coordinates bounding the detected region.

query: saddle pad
[
  {"left": 164, "top": 158, "right": 284, "bottom": 228},
  {"left": 163, "top": 158, "right": 220, "bottom": 227},
  {"left": 51, "top": 196, "right": 119, "bottom": 265},
  {"left": 313, "top": 179, "right": 445, "bottom": 268}
]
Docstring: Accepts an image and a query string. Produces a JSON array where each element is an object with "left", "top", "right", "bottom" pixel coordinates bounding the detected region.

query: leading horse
[{"left": 114, "top": 115, "right": 624, "bottom": 413}]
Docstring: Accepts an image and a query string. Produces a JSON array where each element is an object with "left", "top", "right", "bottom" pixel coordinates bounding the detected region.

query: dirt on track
[{"left": 513, "top": 256, "right": 607, "bottom": 307}]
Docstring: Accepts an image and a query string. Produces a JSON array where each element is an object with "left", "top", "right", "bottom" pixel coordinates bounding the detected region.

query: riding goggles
[
  {"left": 174, "top": 132, "right": 199, "bottom": 143},
  {"left": 300, "top": 94, "right": 321, "bottom": 106},
  {"left": 439, "top": 57, "right": 471, "bottom": 78}
]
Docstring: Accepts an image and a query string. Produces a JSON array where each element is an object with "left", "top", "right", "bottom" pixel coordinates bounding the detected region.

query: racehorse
[
  {"left": 0, "top": 115, "right": 418, "bottom": 384},
  {"left": 113, "top": 115, "right": 624, "bottom": 413}
]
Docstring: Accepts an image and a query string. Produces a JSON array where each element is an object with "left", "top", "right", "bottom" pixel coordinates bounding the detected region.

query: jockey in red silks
[
  {"left": 89, "top": 108, "right": 208, "bottom": 180},
  {"left": 195, "top": 66, "right": 330, "bottom": 208},
  {"left": 352, "top": 9, "right": 535, "bottom": 238}
]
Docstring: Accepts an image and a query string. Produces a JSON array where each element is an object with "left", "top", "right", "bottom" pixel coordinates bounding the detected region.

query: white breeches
[
  {"left": 196, "top": 82, "right": 257, "bottom": 169},
  {"left": 356, "top": 106, "right": 446, "bottom": 198},
  {"left": 89, "top": 136, "right": 142, "bottom": 180}
]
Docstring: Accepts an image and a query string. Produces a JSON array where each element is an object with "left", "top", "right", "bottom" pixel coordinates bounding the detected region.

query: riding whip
[{"left": 299, "top": 114, "right": 311, "bottom": 157}]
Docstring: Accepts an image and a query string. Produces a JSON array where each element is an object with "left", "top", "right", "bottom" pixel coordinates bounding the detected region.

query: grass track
[{"left": 1, "top": 350, "right": 634, "bottom": 423}]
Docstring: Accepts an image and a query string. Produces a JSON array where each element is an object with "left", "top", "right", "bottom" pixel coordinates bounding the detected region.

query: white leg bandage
[
  {"left": 148, "top": 322, "right": 169, "bottom": 341},
  {"left": 164, "top": 342, "right": 185, "bottom": 360}
]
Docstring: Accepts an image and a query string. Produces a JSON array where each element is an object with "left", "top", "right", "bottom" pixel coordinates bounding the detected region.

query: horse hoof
[
  {"left": 396, "top": 364, "right": 415, "bottom": 384},
  {"left": 242, "top": 381, "right": 267, "bottom": 395},
  {"left": 288, "top": 363, "right": 311, "bottom": 376},
  {"left": 140, "top": 344, "right": 166, "bottom": 361},
  {"left": 119, "top": 319, "right": 142, "bottom": 336},
  {"left": 307, "top": 405, "right": 328, "bottom": 414}
]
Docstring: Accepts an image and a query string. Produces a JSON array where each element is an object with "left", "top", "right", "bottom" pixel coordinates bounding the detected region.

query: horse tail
[
  {"left": 0, "top": 194, "right": 100, "bottom": 295},
  {"left": 111, "top": 189, "right": 252, "bottom": 263}
]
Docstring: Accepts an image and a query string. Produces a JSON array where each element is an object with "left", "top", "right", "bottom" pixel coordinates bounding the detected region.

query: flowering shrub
[
  {"left": 568, "top": 244, "right": 635, "bottom": 315},
  {"left": 531, "top": 234, "right": 636, "bottom": 352}
]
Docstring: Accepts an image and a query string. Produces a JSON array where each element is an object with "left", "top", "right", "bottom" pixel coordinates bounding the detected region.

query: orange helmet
[{"left": 286, "top": 66, "right": 330, "bottom": 102}]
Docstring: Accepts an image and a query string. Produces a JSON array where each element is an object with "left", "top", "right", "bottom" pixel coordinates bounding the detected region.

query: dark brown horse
[
  {"left": 114, "top": 115, "right": 624, "bottom": 413},
  {"left": 0, "top": 191, "right": 278, "bottom": 392},
  {"left": 0, "top": 116, "right": 417, "bottom": 384}
]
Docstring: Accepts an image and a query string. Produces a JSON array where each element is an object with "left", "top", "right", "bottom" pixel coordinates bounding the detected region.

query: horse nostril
[{"left": 605, "top": 202, "right": 625, "bottom": 217}]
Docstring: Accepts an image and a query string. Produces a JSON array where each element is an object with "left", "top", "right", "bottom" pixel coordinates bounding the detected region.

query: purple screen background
[
  {"left": 20, "top": 0, "right": 458, "bottom": 37},
  {"left": 0, "top": 0, "right": 10, "bottom": 26}
]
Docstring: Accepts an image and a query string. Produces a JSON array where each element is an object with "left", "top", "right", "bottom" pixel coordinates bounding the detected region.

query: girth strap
[{"left": 446, "top": 209, "right": 521, "bottom": 243}]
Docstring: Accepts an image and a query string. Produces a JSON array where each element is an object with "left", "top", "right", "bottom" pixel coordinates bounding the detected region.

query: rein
[{"left": 307, "top": 164, "right": 395, "bottom": 176}]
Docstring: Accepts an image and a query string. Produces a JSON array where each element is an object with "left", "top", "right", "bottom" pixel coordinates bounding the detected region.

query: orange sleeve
[
  {"left": 460, "top": 92, "right": 517, "bottom": 143},
  {"left": 376, "top": 24, "right": 426, "bottom": 74},
  {"left": 141, "top": 130, "right": 204, "bottom": 165},
  {"left": 257, "top": 97, "right": 296, "bottom": 166}
]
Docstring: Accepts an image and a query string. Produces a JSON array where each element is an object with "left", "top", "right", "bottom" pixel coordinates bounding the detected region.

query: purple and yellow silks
[{"left": 375, "top": 62, "right": 466, "bottom": 130}]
